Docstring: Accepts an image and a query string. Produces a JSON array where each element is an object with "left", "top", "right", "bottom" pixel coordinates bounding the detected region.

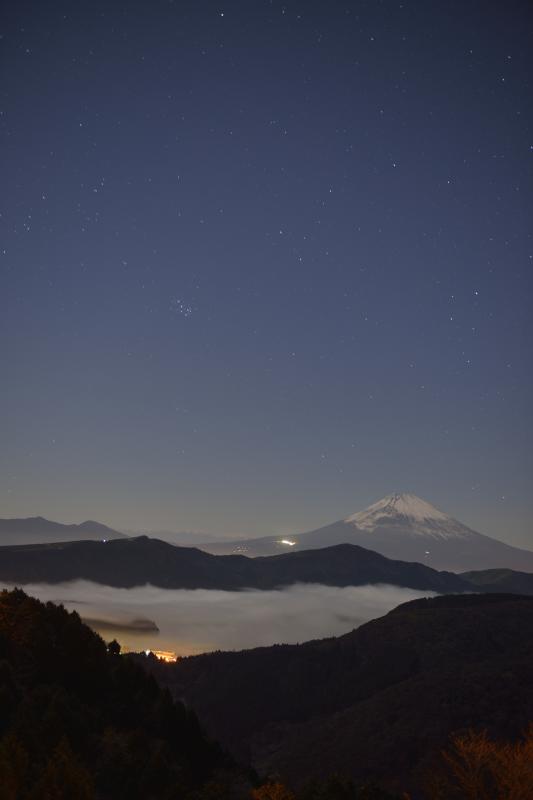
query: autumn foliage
[
  {"left": 251, "top": 783, "right": 296, "bottom": 800},
  {"left": 429, "top": 726, "right": 533, "bottom": 800}
]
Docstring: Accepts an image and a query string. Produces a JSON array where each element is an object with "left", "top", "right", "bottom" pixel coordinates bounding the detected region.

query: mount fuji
[{"left": 201, "top": 493, "right": 533, "bottom": 572}]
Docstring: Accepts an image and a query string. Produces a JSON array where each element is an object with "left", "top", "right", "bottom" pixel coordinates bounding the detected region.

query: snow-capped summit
[
  {"left": 199, "top": 492, "right": 533, "bottom": 573},
  {"left": 344, "top": 493, "right": 465, "bottom": 539},
  {"left": 346, "top": 492, "right": 448, "bottom": 525}
]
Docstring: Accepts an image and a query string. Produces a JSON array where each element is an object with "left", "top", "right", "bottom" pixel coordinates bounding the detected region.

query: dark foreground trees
[
  {"left": 0, "top": 589, "right": 243, "bottom": 799},
  {"left": 1, "top": 589, "right": 531, "bottom": 799}
]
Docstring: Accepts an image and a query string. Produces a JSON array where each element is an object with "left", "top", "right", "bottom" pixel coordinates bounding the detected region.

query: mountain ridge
[
  {"left": 0, "top": 536, "right": 470, "bottom": 593},
  {"left": 137, "top": 592, "right": 533, "bottom": 793},
  {"left": 200, "top": 493, "right": 533, "bottom": 572},
  {"left": 0, "top": 515, "right": 127, "bottom": 546}
]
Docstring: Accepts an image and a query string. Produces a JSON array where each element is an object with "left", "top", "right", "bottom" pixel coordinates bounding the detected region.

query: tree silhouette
[
  {"left": 0, "top": 589, "right": 237, "bottom": 799},
  {"left": 107, "top": 639, "right": 121, "bottom": 656}
]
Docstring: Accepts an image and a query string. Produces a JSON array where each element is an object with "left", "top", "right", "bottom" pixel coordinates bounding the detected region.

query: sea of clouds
[{"left": 2, "top": 581, "right": 436, "bottom": 655}]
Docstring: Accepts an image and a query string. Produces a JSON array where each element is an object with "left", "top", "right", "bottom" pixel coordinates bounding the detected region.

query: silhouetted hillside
[
  {"left": 0, "top": 537, "right": 469, "bottom": 593},
  {"left": 0, "top": 516, "right": 127, "bottom": 545},
  {"left": 462, "top": 568, "right": 533, "bottom": 595},
  {"left": 0, "top": 589, "right": 245, "bottom": 799},
  {"left": 139, "top": 594, "right": 533, "bottom": 794}
]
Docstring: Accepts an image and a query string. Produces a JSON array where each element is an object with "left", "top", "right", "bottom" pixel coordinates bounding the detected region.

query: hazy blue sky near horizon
[{"left": 2, "top": 1, "right": 532, "bottom": 547}]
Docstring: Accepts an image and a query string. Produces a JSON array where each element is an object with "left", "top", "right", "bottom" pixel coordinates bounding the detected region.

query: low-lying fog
[{"left": 3, "top": 581, "right": 435, "bottom": 655}]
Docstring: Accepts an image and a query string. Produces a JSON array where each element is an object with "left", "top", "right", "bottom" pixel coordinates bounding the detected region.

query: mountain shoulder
[{"left": 136, "top": 593, "right": 533, "bottom": 793}]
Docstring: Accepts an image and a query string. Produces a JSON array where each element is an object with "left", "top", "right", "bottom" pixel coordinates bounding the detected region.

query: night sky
[{"left": 2, "top": 1, "right": 532, "bottom": 546}]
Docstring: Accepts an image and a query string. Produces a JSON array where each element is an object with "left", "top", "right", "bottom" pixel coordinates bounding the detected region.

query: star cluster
[{"left": 1, "top": 1, "right": 531, "bottom": 544}]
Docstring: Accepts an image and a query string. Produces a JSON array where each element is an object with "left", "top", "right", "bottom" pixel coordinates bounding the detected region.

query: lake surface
[{"left": 2, "top": 581, "right": 435, "bottom": 655}]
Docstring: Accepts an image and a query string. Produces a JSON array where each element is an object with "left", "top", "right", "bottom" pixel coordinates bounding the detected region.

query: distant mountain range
[
  {"left": 0, "top": 536, "right": 470, "bottom": 593},
  {"left": 139, "top": 593, "right": 533, "bottom": 794},
  {"left": 1, "top": 534, "right": 532, "bottom": 598},
  {"left": 3, "top": 493, "right": 532, "bottom": 575},
  {"left": 123, "top": 529, "right": 237, "bottom": 546},
  {"left": 0, "top": 516, "right": 127, "bottom": 546},
  {"left": 0, "top": 516, "right": 228, "bottom": 548},
  {"left": 201, "top": 493, "right": 533, "bottom": 572}
]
